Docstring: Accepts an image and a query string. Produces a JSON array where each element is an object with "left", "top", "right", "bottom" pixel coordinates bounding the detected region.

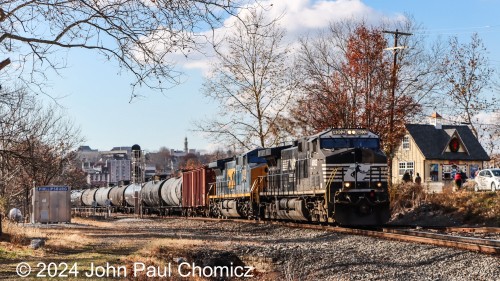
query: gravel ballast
[{"left": 112, "top": 218, "right": 500, "bottom": 280}]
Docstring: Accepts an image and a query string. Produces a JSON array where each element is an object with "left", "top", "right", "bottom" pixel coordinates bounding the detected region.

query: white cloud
[
  {"left": 268, "top": 0, "right": 382, "bottom": 32},
  {"left": 179, "top": 0, "right": 400, "bottom": 73}
]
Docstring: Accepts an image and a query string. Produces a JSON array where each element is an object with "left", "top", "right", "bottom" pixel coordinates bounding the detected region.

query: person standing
[
  {"left": 415, "top": 173, "right": 422, "bottom": 185},
  {"left": 402, "top": 171, "right": 411, "bottom": 183},
  {"left": 454, "top": 171, "right": 462, "bottom": 189}
]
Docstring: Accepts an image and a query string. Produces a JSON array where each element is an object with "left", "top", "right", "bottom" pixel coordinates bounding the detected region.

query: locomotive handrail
[
  {"left": 326, "top": 167, "right": 338, "bottom": 189},
  {"left": 208, "top": 183, "right": 215, "bottom": 196},
  {"left": 325, "top": 168, "right": 338, "bottom": 208},
  {"left": 250, "top": 177, "right": 265, "bottom": 202}
]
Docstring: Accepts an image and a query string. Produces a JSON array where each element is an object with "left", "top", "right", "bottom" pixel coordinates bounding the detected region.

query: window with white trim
[
  {"left": 402, "top": 136, "right": 410, "bottom": 150},
  {"left": 398, "top": 161, "right": 414, "bottom": 176}
]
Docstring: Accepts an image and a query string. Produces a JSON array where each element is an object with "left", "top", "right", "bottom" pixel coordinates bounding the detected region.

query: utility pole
[{"left": 383, "top": 29, "right": 412, "bottom": 185}]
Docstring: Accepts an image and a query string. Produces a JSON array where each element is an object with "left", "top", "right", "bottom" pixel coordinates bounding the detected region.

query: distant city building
[
  {"left": 85, "top": 164, "right": 109, "bottom": 187},
  {"left": 144, "top": 165, "right": 156, "bottom": 180},
  {"left": 76, "top": 138, "right": 204, "bottom": 185},
  {"left": 76, "top": 146, "right": 132, "bottom": 186},
  {"left": 76, "top": 146, "right": 100, "bottom": 164},
  {"left": 108, "top": 158, "right": 131, "bottom": 184}
]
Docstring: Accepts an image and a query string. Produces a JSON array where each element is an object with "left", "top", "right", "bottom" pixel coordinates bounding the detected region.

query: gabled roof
[{"left": 405, "top": 124, "right": 490, "bottom": 161}]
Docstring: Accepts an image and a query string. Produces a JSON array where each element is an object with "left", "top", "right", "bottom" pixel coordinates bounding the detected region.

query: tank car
[
  {"left": 141, "top": 180, "right": 165, "bottom": 208},
  {"left": 160, "top": 177, "right": 182, "bottom": 207},
  {"left": 95, "top": 186, "right": 113, "bottom": 206},
  {"left": 258, "top": 128, "right": 390, "bottom": 226},
  {"left": 108, "top": 185, "right": 128, "bottom": 207},
  {"left": 70, "top": 190, "right": 84, "bottom": 207},
  {"left": 140, "top": 177, "right": 182, "bottom": 215},
  {"left": 123, "top": 183, "right": 142, "bottom": 207},
  {"left": 81, "top": 188, "right": 99, "bottom": 207}
]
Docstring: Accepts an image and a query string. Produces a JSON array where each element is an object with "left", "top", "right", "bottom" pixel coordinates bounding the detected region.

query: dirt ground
[{"left": 0, "top": 217, "right": 282, "bottom": 281}]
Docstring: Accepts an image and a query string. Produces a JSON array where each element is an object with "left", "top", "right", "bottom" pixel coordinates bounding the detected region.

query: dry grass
[
  {"left": 71, "top": 217, "right": 114, "bottom": 228},
  {"left": 391, "top": 183, "right": 500, "bottom": 226},
  {"left": 427, "top": 190, "right": 500, "bottom": 225},
  {"left": 390, "top": 183, "right": 426, "bottom": 214},
  {"left": 0, "top": 218, "right": 237, "bottom": 280},
  {"left": 1, "top": 220, "right": 46, "bottom": 244}
]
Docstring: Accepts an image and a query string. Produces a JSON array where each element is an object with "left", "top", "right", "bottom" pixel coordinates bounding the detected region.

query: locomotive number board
[{"left": 330, "top": 129, "right": 369, "bottom": 135}]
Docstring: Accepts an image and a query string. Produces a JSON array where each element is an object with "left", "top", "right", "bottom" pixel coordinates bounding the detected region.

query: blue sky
[{"left": 43, "top": 0, "right": 500, "bottom": 153}]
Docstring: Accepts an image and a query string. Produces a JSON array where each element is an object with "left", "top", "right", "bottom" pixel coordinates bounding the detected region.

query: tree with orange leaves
[
  {"left": 290, "top": 19, "right": 444, "bottom": 184},
  {"left": 290, "top": 19, "right": 441, "bottom": 151}
]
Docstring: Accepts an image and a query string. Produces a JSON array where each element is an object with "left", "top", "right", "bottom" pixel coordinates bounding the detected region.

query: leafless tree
[
  {"left": 440, "top": 33, "right": 495, "bottom": 138},
  {"left": 195, "top": 8, "right": 297, "bottom": 150},
  {"left": 0, "top": 0, "right": 254, "bottom": 99},
  {"left": 0, "top": 86, "right": 83, "bottom": 217}
]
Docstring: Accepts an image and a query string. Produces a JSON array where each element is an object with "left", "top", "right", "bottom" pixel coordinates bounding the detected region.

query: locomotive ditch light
[
  {"left": 344, "top": 182, "right": 351, "bottom": 188},
  {"left": 376, "top": 182, "right": 382, "bottom": 188}
]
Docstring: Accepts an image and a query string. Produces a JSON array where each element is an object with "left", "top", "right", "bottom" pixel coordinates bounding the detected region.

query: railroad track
[
  {"left": 78, "top": 213, "right": 500, "bottom": 255},
  {"left": 176, "top": 216, "right": 500, "bottom": 255},
  {"left": 253, "top": 220, "right": 500, "bottom": 255}
]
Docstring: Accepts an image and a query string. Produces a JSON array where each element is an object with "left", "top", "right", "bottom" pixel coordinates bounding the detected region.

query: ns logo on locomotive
[{"left": 72, "top": 128, "right": 390, "bottom": 226}]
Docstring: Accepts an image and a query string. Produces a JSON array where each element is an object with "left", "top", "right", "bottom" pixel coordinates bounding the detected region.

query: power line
[{"left": 412, "top": 24, "right": 500, "bottom": 36}]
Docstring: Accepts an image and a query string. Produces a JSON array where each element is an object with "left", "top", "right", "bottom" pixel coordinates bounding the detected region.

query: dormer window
[
  {"left": 402, "top": 136, "right": 410, "bottom": 150},
  {"left": 449, "top": 137, "right": 460, "bottom": 152}
]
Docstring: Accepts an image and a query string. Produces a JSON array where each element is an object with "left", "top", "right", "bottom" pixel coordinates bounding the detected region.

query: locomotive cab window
[{"left": 320, "top": 138, "right": 379, "bottom": 150}]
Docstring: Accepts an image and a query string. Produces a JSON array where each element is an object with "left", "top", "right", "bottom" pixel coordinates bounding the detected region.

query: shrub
[{"left": 390, "top": 182, "right": 426, "bottom": 215}]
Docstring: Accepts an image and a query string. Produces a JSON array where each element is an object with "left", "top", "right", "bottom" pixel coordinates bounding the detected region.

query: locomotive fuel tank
[
  {"left": 108, "top": 185, "right": 127, "bottom": 206},
  {"left": 275, "top": 198, "right": 309, "bottom": 221},
  {"left": 160, "top": 177, "right": 182, "bottom": 206},
  {"left": 95, "top": 187, "right": 113, "bottom": 206},
  {"left": 81, "top": 188, "right": 98, "bottom": 206},
  {"left": 219, "top": 200, "right": 240, "bottom": 217},
  {"left": 141, "top": 180, "right": 166, "bottom": 207},
  {"left": 124, "top": 183, "right": 142, "bottom": 207}
]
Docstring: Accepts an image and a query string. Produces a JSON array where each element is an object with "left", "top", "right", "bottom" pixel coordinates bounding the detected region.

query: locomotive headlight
[
  {"left": 344, "top": 182, "right": 351, "bottom": 188},
  {"left": 377, "top": 182, "right": 382, "bottom": 188}
]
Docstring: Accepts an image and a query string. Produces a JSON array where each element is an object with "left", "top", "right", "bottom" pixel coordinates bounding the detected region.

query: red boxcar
[{"left": 182, "top": 167, "right": 216, "bottom": 215}]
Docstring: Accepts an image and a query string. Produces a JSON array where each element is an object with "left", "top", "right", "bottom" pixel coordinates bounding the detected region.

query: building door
[{"left": 39, "top": 192, "right": 50, "bottom": 223}]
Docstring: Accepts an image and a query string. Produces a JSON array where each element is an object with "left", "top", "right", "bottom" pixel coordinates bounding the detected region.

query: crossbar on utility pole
[{"left": 383, "top": 29, "right": 412, "bottom": 185}]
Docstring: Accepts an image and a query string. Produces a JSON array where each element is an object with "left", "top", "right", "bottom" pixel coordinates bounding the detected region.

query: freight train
[{"left": 71, "top": 128, "right": 390, "bottom": 226}]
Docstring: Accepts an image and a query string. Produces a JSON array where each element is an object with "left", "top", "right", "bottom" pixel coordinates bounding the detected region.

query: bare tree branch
[
  {"left": 194, "top": 8, "right": 296, "bottom": 150},
  {"left": 0, "top": 0, "right": 254, "bottom": 99}
]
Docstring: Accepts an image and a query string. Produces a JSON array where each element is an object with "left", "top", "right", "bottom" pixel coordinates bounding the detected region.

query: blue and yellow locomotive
[{"left": 208, "top": 149, "right": 268, "bottom": 218}]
